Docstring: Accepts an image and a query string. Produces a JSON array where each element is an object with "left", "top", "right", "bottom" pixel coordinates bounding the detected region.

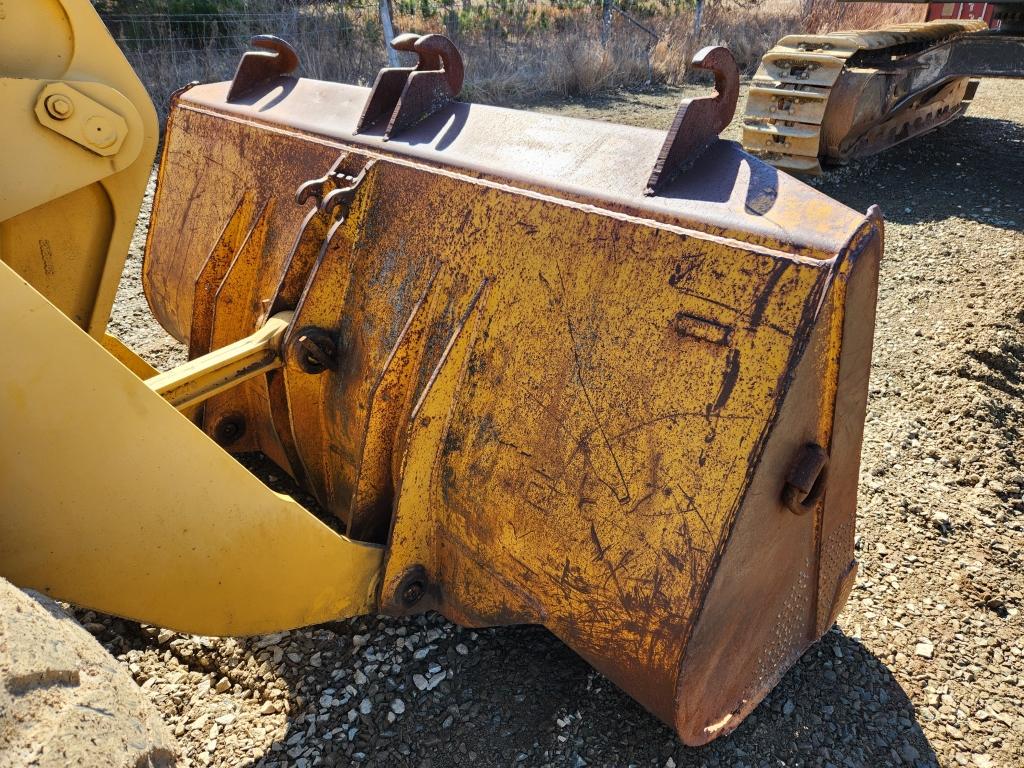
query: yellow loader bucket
[
  {"left": 139, "top": 37, "right": 881, "bottom": 744},
  {"left": 0, "top": 13, "right": 882, "bottom": 746}
]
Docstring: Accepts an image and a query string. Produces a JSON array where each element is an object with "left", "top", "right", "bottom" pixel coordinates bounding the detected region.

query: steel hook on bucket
[
  {"left": 391, "top": 33, "right": 465, "bottom": 95},
  {"left": 645, "top": 46, "right": 740, "bottom": 195},
  {"left": 226, "top": 35, "right": 300, "bottom": 102},
  {"left": 356, "top": 33, "right": 465, "bottom": 139}
]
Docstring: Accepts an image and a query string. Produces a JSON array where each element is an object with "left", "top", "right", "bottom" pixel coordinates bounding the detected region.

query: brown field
[{"left": 102, "top": 0, "right": 926, "bottom": 122}]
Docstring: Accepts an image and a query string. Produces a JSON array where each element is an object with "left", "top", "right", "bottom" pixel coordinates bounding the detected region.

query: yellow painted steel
[
  {"left": 0, "top": 0, "right": 882, "bottom": 741},
  {"left": 143, "top": 86, "right": 877, "bottom": 736},
  {"left": 33, "top": 82, "right": 131, "bottom": 158},
  {"left": 0, "top": 0, "right": 158, "bottom": 336},
  {"left": 370, "top": 160, "right": 832, "bottom": 691},
  {"left": 146, "top": 311, "right": 292, "bottom": 410},
  {"left": 0, "top": 261, "right": 383, "bottom": 635},
  {"left": 101, "top": 333, "right": 159, "bottom": 378}
]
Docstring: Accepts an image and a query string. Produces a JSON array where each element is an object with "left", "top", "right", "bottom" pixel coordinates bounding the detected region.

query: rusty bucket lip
[{"left": 174, "top": 76, "right": 868, "bottom": 260}]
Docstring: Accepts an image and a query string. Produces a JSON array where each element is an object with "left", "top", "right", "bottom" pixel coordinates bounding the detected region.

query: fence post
[
  {"left": 601, "top": 0, "right": 613, "bottom": 44},
  {"left": 445, "top": 0, "right": 459, "bottom": 36},
  {"left": 693, "top": 0, "right": 705, "bottom": 37},
  {"left": 379, "top": 0, "right": 400, "bottom": 66}
]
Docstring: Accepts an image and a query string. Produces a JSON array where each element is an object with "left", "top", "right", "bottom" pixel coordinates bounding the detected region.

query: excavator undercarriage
[{"left": 742, "top": 3, "right": 1024, "bottom": 172}]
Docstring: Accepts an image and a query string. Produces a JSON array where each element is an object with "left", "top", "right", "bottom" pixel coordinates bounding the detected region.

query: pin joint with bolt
[{"left": 288, "top": 327, "right": 338, "bottom": 375}]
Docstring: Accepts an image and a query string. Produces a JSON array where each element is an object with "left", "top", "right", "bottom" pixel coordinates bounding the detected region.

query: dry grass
[
  {"left": 102, "top": 0, "right": 929, "bottom": 122},
  {"left": 804, "top": 0, "right": 925, "bottom": 31}
]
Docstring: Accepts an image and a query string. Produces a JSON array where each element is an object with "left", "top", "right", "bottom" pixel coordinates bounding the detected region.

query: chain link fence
[{"left": 101, "top": 1, "right": 683, "bottom": 120}]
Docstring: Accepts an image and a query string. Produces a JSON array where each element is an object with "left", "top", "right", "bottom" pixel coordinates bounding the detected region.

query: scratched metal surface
[{"left": 142, "top": 82, "right": 879, "bottom": 744}]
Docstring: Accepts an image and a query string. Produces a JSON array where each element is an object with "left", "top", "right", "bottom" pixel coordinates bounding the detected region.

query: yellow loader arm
[
  {"left": 0, "top": 1, "right": 383, "bottom": 635},
  {"left": 1, "top": 1, "right": 883, "bottom": 746},
  {"left": 0, "top": 263, "right": 382, "bottom": 633},
  {"left": 0, "top": 0, "right": 155, "bottom": 335}
]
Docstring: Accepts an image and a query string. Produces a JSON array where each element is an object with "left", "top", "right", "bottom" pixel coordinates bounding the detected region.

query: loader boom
[{"left": 0, "top": 0, "right": 157, "bottom": 336}]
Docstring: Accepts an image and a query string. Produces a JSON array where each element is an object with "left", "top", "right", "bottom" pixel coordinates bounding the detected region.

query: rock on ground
[{"left": 0, "top": 578, "right": 177, "bottom": 768}]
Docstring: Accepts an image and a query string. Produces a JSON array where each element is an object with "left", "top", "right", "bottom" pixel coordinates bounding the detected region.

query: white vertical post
[{"left": 379, "top": 0, "right": 400, "bottom": 66}]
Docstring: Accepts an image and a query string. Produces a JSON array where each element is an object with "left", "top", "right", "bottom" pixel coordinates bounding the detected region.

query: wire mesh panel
[
  {"left": 99, "top": 3, "right": 390, "bottom": 121},
  {"left": 102, "top": 11, "right": 303, "bottom": 55}
]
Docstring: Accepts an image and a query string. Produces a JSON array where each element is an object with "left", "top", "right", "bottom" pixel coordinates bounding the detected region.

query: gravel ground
[{"left": 81, "top": 77, "right": 1023, "bottom": 768}]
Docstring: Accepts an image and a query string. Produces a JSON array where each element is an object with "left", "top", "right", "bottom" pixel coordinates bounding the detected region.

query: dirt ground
[{"left": 86, "top": 77, "right": 1024, "bottom": 768}]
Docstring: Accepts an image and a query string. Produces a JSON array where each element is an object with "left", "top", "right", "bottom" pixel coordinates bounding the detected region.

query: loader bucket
[
  {"left": 0, "top": 12, "right": 881, "bottom": 745},
  {"left": 135, "top": 37, "right": 883, "bottom": 744}
]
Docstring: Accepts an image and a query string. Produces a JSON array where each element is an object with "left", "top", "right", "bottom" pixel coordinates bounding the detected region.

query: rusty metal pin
[
  {"left": 212, "top": 413, "right": 246, "bottom": 446},
  {"left": 782, "top": 443, "right": 829, "bottom": 515},
  {"left": 288, "top": 327, "right": 337, "bottom": 374},
  {"left": 396, "top": 566, "right": 428, "bottom": 608},
  {"left": 402, "top": 580, "right": 424, "bottom": 606}
]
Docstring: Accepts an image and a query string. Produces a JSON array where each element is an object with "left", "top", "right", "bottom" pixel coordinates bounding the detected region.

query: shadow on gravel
[
  {"left": 813, "top": 115, "right": 1023, "bottom": 233},
  {"left": 258, "top": 618, "right": 938, "bottom": 768}
]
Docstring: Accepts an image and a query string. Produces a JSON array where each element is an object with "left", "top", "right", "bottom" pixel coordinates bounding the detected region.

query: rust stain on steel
[
  {"left": 671, "top": 311, "right": 733, "bottom": 345},
  {"left": 269, "top": 206, "right": 332, "bottom": 316},
  {"left": 188, "top": 192, "right": 258, "bottom": 359},
  {"left": 171, "top": 76, "right": 865, "bottom": 258},
  {"left": 200, "top": 198, "right": 284, "bottom": 459},
  {"left": 349, "top": 266, "right": 444, "bottom": 542},
  {"left": 143, "top": 106, "right": 340, "bottom": 342},
  {"left": 142, "top": 60, "right": 882, "bottom": 746},
  {"left": 674, "top": 214, "right": 881, "bottom": 743}
]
